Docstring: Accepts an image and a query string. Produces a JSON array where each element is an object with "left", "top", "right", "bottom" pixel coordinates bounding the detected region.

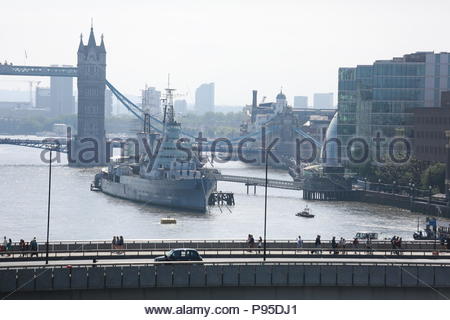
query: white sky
[{"left": 1, "top": 0, "right": 450, "bottom": 106}]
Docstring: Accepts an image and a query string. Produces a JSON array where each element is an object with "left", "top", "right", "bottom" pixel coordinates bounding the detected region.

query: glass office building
[{"left": 337, "top": 51, "right": 450, "bottom": 162}]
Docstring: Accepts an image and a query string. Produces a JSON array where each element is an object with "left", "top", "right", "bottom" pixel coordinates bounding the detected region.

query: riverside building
[{"left": 337, "top": 51, "right": 450, "bottom": 163}]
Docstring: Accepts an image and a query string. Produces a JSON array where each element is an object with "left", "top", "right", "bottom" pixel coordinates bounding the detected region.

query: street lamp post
[
  {"left": 263, "top": 142, "right": 268, "bottom": 262},
  {"left": 429, "top": 185, "right": 432, "bottom": 204},
  {"left": 45, "top": 148, "right": 53, "bottom": 265}
]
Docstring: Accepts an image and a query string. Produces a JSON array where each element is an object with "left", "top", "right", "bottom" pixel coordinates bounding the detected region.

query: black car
[{"left": 154, "top": 248, "right": 203, "bottom": 262}]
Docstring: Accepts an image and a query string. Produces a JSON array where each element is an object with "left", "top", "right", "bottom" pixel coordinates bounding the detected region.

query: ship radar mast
[{"left": 162, "top": 74, "right": 176, "bottom": 124}]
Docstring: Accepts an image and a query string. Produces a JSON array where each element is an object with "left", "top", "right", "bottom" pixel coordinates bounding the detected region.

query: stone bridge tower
[{"left": 69, "top": 26, "right": 106, "bottom": 166}]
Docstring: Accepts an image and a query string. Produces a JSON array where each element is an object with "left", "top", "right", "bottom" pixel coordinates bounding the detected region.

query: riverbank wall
[{"left": 350, "top": 190, "right": 450, "bottom": 218}]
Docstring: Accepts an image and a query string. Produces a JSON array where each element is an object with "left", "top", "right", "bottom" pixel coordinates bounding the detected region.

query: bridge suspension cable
[{"left": 294, "top": 128, "right": 322, "bottom": 148}]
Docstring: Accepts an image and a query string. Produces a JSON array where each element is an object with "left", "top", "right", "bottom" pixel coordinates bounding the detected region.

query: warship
[{"left": 93, "top": 87, "right": 218, "bottom": 212}]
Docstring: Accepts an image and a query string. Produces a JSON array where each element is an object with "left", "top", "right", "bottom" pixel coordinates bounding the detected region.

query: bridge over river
[{"left": 1, "top": 239, "right": 449, "bottom": 299}]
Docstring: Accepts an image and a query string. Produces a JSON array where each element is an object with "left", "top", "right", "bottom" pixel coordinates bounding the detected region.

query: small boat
[
  {"left": 296, "top": 206, "right": 314, "bottom": 218},
  {"left": 160, "top": 217, "right": 177, "bottom": 224}
]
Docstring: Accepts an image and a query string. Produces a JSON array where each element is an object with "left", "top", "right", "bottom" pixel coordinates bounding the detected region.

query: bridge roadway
[{"left": 1, "top": 239, "right": 449, "bottom": 265}]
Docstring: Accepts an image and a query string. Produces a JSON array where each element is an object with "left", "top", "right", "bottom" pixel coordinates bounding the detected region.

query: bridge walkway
[{"left": 215, "top": 174, "right": 302, "bottom": 190}]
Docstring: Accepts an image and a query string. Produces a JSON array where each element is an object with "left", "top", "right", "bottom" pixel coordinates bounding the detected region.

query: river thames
[{"left": 1, "top": 138, "right": 447, "bottom": 242}]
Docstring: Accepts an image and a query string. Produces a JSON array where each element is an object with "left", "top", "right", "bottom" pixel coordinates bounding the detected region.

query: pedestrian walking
[
  {"left": 249, "top": 234, "right": 255, "bottom": 252},
  {"left": 390, "top": 236, "right": 398, "bottom": 255},
  {"left": 257, "top": 236, "right": 263, "bottom": 253},
  {"left": 395, "top": 237, "right": 402, "bottom": 255},
  {"left": 19, "top": 239, "right": 26, "bottom": 256},
  {"left": 246, "top": 234, "right": 255, "bottom": 252},
  {"left": 296, "top": 235, "right": 303, "bottom": 250},
  {"left": 331, "top": 236, "right": 338, "bottom": 254},
  {"left": 118, "top": 235, "right": 125, "bottom": 253},
  {"left": 6, "top": 239, "right": 12, "bottom": 256},
  {"left": 339, "top": 237, "right": 346, "bottom": 254},
  {"left": 30, "top": 237, "right": 38, "bottom": 257},
  {"left": 0, "top": 236, "right": 6, "bottom": 256},
  {"left": 353, "top": 238, "right": 359, "bottom": 254},
  {"left": 312, "top": 235, "right": 321, "bottom": 254}
]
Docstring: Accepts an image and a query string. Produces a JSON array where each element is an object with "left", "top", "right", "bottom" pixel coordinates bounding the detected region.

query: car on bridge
[{"left": 154, "top": 248, "right": 203, "bottom": 262}]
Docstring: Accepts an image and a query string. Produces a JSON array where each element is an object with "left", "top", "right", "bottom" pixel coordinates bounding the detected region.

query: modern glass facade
[{"left": 337, "top": 51, "right": 450, "bottom": 162}]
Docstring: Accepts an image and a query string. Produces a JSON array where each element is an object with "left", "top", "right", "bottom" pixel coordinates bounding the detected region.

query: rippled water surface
[{"left": 1, "top": 138, "right": 447, "bottom": 242}]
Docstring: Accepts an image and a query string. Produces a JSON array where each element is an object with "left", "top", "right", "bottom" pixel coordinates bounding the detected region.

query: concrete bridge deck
[{"left": 1, "top": 258, "right": 450, "bottom": 299}]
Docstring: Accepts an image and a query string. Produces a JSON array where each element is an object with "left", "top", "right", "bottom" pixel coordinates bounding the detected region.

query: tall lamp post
[
  {"left": 263, "top": 137, "right": 268, "bottom": 262},
  {"left": 45, "top": 148, "right": 53, "bottom": 265}
]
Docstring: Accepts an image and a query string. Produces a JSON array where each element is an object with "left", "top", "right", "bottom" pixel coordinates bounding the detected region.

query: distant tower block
[{"left": 69, "top": 26, "right": 107, "bottom": 166}]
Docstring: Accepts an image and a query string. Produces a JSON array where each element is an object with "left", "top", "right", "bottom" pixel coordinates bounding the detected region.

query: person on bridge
[
  {"left": 312, "top": 235, "right": 321, "bottom": 254},
  {"left": 119, "top": 236, "right": 125, "bottom": 251},
  {"left": 331, "top": 236, "right": 337, "bottom": 254},
  {"left": 296, "top": 236, "right": 303, "bottom": 250},
  {"left": 390, "top": 236, "right": 398, "bottom": 255},
  {"left": 6, "top": 238, "right": 12, "bottom": 256},
  {"left": 247, "top": 234, "right": 255, "bottom": 252},
  {"left": 19, "top": 239, "right": 26, "bottom": 256},
  {"left": 1, "top": 236, "right": 6, "bottom": 256},
  {"left": 30, "top": 237, "right": 38, "bottom": 257},
  {"left": 257, "top": 236, "right": 262, "bottom": 253},
  {"left": 395, "top": 237, "right": 402, "bottom": 255},
  {"left": 339, "top": 237, "right": 347, "bottom": 255},
  {"left": 112, "top": 236, "right": 117, "bottom": 250}
]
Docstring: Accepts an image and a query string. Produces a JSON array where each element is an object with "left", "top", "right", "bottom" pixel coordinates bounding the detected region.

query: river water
[{"left": 1, "top": 136, "right": 446, "bottom": 242}]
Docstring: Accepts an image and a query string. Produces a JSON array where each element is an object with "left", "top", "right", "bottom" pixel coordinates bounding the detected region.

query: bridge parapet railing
[{"left": 13, "top": 238, "right": 444, "bottom": 253}]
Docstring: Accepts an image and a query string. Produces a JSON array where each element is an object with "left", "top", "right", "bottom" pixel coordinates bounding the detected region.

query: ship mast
[{"left": 163, "top": 74, "right": 176, "bottom": 124}]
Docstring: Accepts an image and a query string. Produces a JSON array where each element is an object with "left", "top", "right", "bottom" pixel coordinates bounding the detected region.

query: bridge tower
[{"left": 69, "top": 26, "right": 107, "bottom": 166}]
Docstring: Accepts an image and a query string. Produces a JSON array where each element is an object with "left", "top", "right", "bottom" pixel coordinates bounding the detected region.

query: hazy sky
[{"left": 1, "top": 0, "right": 450, "bottom": 106}]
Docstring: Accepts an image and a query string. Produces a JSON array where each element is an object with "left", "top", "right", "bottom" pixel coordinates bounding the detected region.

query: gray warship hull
[{"left": 100, "top": 175, "right": 216, "bottom": 212}]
